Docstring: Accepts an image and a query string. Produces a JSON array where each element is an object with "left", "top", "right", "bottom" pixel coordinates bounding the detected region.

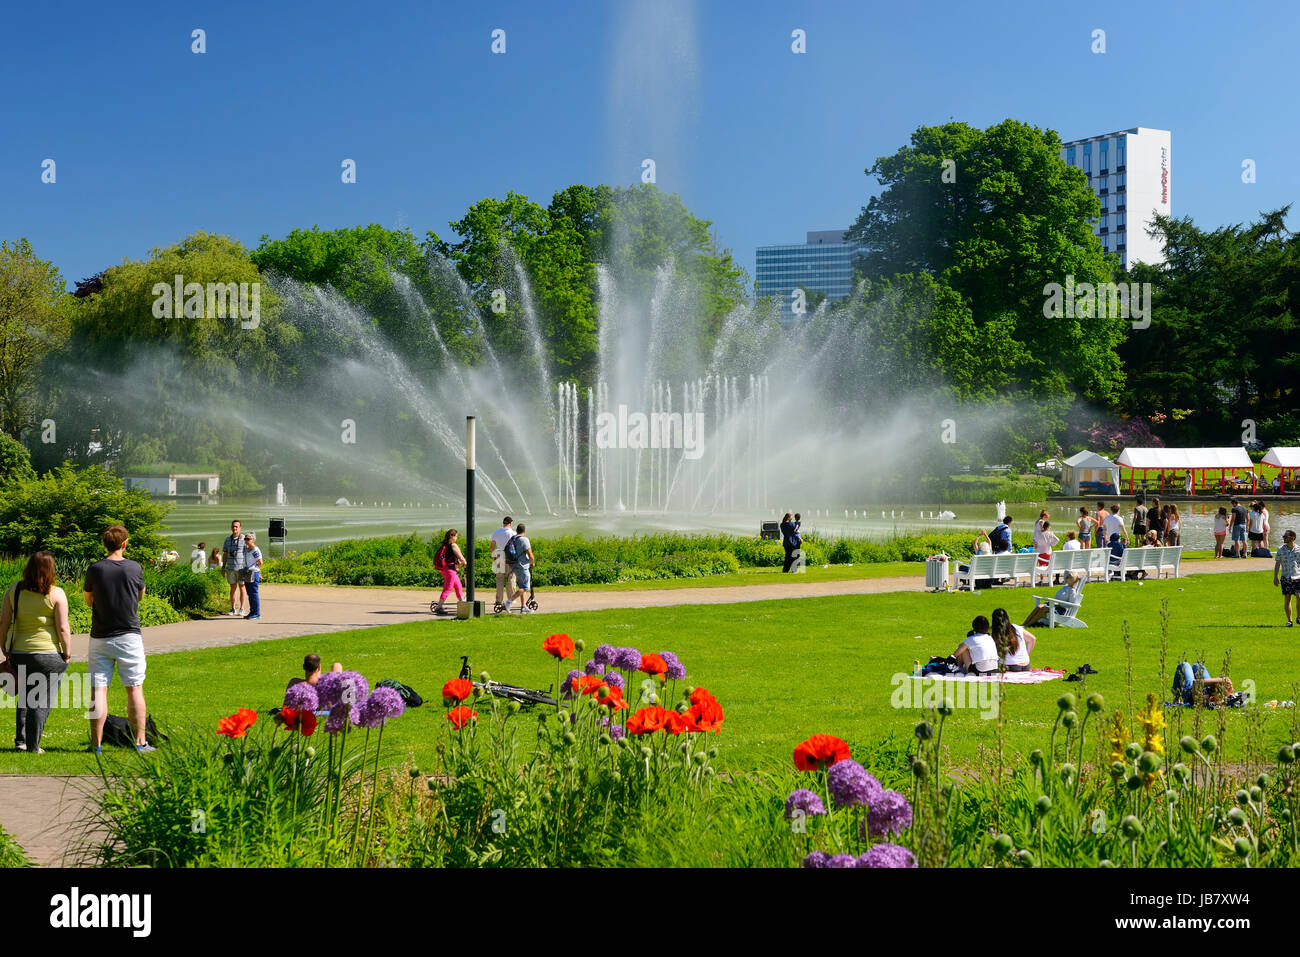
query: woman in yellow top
[{"left": 0, "top": 552, "right": 73, "bottom": 753}]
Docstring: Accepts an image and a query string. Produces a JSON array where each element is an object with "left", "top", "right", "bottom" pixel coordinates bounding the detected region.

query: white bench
[
  {"left": 1041, "top": 548, "right": 1109, "bottom": 585},
  {"left": 1112, "top": 545, "right": 1183, "bottom": 581},
  {"left": 1029, "top": 593, "right": 1087, "bottom": 628},
  {"left": 954, "top": 552, "right": 1038, "bottom": 590}
]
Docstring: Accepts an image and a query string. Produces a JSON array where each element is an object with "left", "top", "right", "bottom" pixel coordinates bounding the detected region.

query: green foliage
[
  {"left": 1121, "top": 208, "right": 1300, "bottom": 445},
  {"left": 0, "top": 826, "right": 30, "bottom": 868},
  {"left": 143, "top": 565, "right": 225, "bottom": 614},
  {"left": 0, "top": 464, "right": 172, "bottom": 566},
  {"left": 0, "top": 238, "right": 68, "bottom": 440},
  {"left": 0, "top": 433, "right": 35, "bottom": 485}
]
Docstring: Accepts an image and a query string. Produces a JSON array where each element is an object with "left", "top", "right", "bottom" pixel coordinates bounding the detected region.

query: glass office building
[{"left": 755, "top": 229, "right": 859, "bottom": 322}]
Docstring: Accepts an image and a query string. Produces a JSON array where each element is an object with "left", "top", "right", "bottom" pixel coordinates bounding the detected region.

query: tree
[
  {"left": 847, "top": 120, "right": 1125, "bottom": 404},
  {"left": 0, "top": 239, "right": 68, "bottom": 439}
]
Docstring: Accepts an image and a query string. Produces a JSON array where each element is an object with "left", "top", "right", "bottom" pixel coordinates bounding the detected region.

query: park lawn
[
  {"left": 541, "top": 561, "right": 920, "bottom": 591},
  {"left": 2, "top": 570, "right": 1296, "bottom": 776}
]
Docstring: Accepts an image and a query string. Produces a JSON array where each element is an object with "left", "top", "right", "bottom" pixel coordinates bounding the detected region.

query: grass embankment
[{"left": 2, "top": 568, "right": 1294, "bottom": 776}]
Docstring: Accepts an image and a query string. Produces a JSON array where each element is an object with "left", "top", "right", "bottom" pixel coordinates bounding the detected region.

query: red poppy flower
[
  {"left": 216, "top": 707, "right": 258, "bottom": 738},
  {"left": 793, "top": 734, "right": 851, "bottom": 771},
  {"left": 282, "top": 707, "right": 317, "bottom": 737},
  {"left": 638, "top": 653, "right": 668, "bottom": 678},
  {"left": 543, "top": 634, "right": 575, "bottom": 660},
  {"left": 626, "top": 705, "right": 674, "bottom": 735},
  {"left": 572, "top": 675, "right": 605, "bottom": 697},
  {"left": 442, "top": 678, "right": 474, "bottom": 705},
  {"left": 663, "top": 710, "right": 690, "bottom": 735},
  {"left": 690, "top": 687, "right": 717, "bottom": 707},
  {"left": 598, "top": 686, "right": 629, "bottom": 710},
  {"left": 685, "top": 697, "right": 725, "bottom": 733},
  {"left": 445, "top": 705, "right": 478, "bottom": 730}
]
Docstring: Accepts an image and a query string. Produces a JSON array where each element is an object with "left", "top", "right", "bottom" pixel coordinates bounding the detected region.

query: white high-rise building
[{"left": 1060, "top": 127, "right": 1170, "bottom": 269}]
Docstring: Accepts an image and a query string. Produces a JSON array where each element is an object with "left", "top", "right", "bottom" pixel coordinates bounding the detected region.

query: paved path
[{"left": 0, "top": 554, "right": 1273, "bottom": 866}]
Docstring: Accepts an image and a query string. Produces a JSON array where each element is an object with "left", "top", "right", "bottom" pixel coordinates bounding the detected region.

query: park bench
[
  {"left": 954, "top": 552, "right": 1038, "bottom": 590},
  {"left": 1040, "top": 548, "right": 1108, "bottom": 585},
  {"left": 1110, "top": 545, "right": 1182, "bottom": 581}
]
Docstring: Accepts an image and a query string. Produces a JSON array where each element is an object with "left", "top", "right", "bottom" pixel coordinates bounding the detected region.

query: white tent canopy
[
  {"left": 1060, "top": 450, "right": 1119, "bottom": 496},
  {"left": 1262, "top": 447, "right": 1300, "bottom": 469},
  {"left": 1116, "top": 447, "right": 1252, "bottom": 469}
]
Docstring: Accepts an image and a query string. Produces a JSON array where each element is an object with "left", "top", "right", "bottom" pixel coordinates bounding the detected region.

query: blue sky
[{"left": 2, "top": 0, "right": 1296, "bottom": 285}]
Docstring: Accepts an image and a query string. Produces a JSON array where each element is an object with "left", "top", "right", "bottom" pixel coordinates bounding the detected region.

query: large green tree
[
  {"left": 0, "top": 239, "right": 68, "bottom": 439},
  {"left": 1121, "top": 208, "right": 1300, "bottom": 445},
  {"left": 847, "top": 120, "right": 1125, "bottom": 404}
]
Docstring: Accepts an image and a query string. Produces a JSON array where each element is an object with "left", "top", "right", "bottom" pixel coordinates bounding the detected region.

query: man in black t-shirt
[
  {"left": 1230, "top": 498, "right": 1249, "bottom": 558},
  {"left": 83, "top": 524, "right": 151, "bottom": 753}
]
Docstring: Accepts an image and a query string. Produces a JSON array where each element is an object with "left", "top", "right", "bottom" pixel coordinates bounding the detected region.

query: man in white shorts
[
  {"left": 83, "top": 524, "right": 151, "bottom": 753},
  {"left": 489, "top": 516, "right": 518, "bottom": 612}
]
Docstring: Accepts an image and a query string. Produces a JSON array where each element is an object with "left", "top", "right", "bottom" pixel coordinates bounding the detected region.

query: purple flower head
[
  {"left": 827, "top": 854, "right": 858, "bottom": 868},
  {"left": 613, "top": 646, "right": 641, "bottom": 671},
  {"left": 599, "top": 715, "right": 626, "bottom": 740},
  {"left": 593, "top": 644, "right": 617, "bottom": 667},
  {"left": 584, "top": 659, "right": 605, "bottom": 677},
  {"left": 801, "top": 851, "right": 830, "bottom": 869},
  {"left": 315, "top": 672, "right": 345, "bottom": 710},
  {"left": 359, "top": 687, "right": 406, "bottom": 728},
  {"left": 856, "top": 843, "right": 917, "bottom": 869},
  {"left": 864, "top": 790, "right": 913, "bottom": 838},
  {"left": 785, "top": 788, "right": 827, "bottom": 819},
  {"left": 659, "top": 651, "right": 686, "bottom": 681},
  {"left": 324, "top": 703, "right": 354, "bottom": 734},
  {"left": 284, "top": 682, "right": 319, "bottom": 712},
  {"left": 560, "top": 669, "right": 583, "bottom": 699},
  {"left": 602, "top": 672, "right": 625, "bottom": 690},
  {"left": 338, "top": 671, "right": 370, "bottom": 708},
  {"left": 826, "top": 759, "right": 884, "bottom": 810}
]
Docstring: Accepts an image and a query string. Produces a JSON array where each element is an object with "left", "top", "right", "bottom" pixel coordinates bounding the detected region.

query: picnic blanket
[{"left": 914, "top": 668, "right": 1066, "bottom": 685}]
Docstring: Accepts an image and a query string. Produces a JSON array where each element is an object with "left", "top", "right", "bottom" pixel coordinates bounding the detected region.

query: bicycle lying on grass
[{"left": 458, "top": 655, "right": 556, "bottom": 708}]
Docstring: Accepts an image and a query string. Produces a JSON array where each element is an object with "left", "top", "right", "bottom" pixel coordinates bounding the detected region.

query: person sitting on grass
[
  {"left": 952, "top": 615, "right": 998, "bottom": 676},
  {"left": 1023, "top": 572, "right": 1084, "bottom": 628},
  {"left": 991, "top": 607, "right": 1036, "bottom": 673},
  {"left": 286, "top": 654, "right": 343, "bottom": 690}
]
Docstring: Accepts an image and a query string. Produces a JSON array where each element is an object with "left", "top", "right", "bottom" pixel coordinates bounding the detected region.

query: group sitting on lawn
[{"left": 951, "top": 608, "right": 1038, "bottom": 675}]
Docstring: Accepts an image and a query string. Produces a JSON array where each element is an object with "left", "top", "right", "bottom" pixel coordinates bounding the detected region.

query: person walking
[
  {"left": 1102, "top": 505, "right": 1128, "bottom": 545},
  {"left": 222, "top": 520, "right": 248, "bottom": 615},
  {"left": 489, "top": 516, "right": 519, "bottom": 612},
  {"left": 243, "top": 532, "right": 264, "bottom": 620},
  {"left": 508, "top": 523, "right": 535, "bottom": 614},
  {"left": 1274, "top": 530, "right": 1300, "bottom": 627},
  {"left": 780, "top": 512, "right": 799, "bottom": 572},
  {"left": 0, "top": 552, "right": 72, "bottom": 753},
  {"left": 433, "top": 529, "right": 467, "bottom": 615},
  {"left": 84, "top": 525, "right": 152, "bottom": 754}
]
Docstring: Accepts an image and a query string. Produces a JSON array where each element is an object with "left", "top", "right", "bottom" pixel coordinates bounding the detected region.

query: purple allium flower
[
  {"left": 613, "top": 646, "right": 641, "bottom": 671},
  {"left": 593, "top": 644, "right": 617, "bottom": 667},
  {"left": 584, "top": 659, "right": 605, "bottom": 676},
  {"left": 659, "top": 651, "right": 686, "bottom": 680},
  {"left": 826, "top": 759, "right": 884, "bottom": 810},
  {"left": 609, "top": 723, "right": 625, "bottom": 740},
  {"left": 560, "top": 669, "right": 583, "bottom": 698},
  {"left": 338, "top": 671, "right": 370, "bottom": 707},
  {"left": 856, "top": 843, "right": 917, "bottom": 869},
  {"left": 801, "top": 850, "right": 830, "bottom": 869},
  {"left": 603, "top": 672, "right": 625, "bottom": 690},
  {"left": 785, "top": 788, "right": 827, "bottom": 819},
  {"left": 324, "top": 703, "right": 353, "bottom": 734},
  {"left": 864, "top": 790, "right": 913, "bottom": 838},
  {"left": 826, "top": 854, "right": 858, "bottom": 868},
  {"left": 315, "top": 672, "right": 345, "bottom": 710},
  {"left": 284, "top": 682, "right": 319, "bottom": 712},
  {"left": 358, "top": 686, "right": 406, "bottom": 728}
]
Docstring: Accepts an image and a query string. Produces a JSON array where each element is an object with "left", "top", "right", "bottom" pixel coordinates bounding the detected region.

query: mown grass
[{"left": 1, "top": 568, "right": 1295, "bottom": 777}]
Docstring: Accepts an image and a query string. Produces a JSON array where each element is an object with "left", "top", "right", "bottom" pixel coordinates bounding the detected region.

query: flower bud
[
  {"left": 1165, "top": 789, "right": 1178, "bottom": 805},
  {"left": 912, "top": 759, "right": 929, "bottom": 779},
  {"left": 598, "top": 734, "right": 612, "bottom": 746},
  {"left": 1110, "top": 761, "right": 1127, "bottom": 778},
  {"left": 1059, "top": 763, "right": 1077, "bottom": 785},
  {"left": 679, "top": 741, "right": 690, "bottom": 754},
  {"left": 1249, "top": 785, "right": 1263, "bottom": 803},
  {"left": 1121, "top": 815, "right": 1143, "bottom": 839},
  {"left": 557, "top": 710, "right": 570, "bottom": 725},
  {"left": 1029, "top": 749, "right": 1044, "bottom": 766},
  {"left": 611, "top": 771, "right": 623, "bottom": 783},
  {"left": 426, "top": 776, "right": 438, "bottom": 791},
  {"left": 1227, "top": 807, "right": 1246, "bottom": 825},
  {"left": 1180, "top": 735, "right": 1199, "bottom": 754},
  {"left": 915, "top": 721, "right": 934, "bottom": 741},
  {"left": 1257, "top": 772, "right": 1270, "bottom": 789},
  {"left": 1057, "top": 693, "right": 1076, "bottom": 712},
  {"left": 1016, "top": 849, "right": 1036, "bottom": 867},
  {"left": 1086, "top": 693, "right": 1104, "bottom": 713},
  {"left": 1126, "top": 773, "right": 1143, "bottom": 791},
  {"left": 1235, "top": 789, "right": 1250, "bottom": 805},
  {"left": 1278, "top": 745, "right": 1295, "bottom": 765},
  {"left": 937, "top": 704, "right": 954, "bottom": 717},
  {"left": 562, "top": 731, "right": 576, "bottom": 745},
  {"left": 992, "top": 834, "right": 1013, "bottom": 857},
  {"left": 1124, "top": 742, "right": 1142, "bottom": 761},
  {"left": 1035, "top": 795, "right": 1052, "bottom": 815},
  {"left": 408, "top": 767, "right": 421, "bottom": 779},
  {"left": 1233, "top": 837, "right": 1251, "bottom": 858},
  {"left": 1172, "top": 763, "right": 1190, "bottom": 783},
  {"left": 1138, "top": 751, "right": 1162, "bottom": 774},
  {"left": 479, "top": 671, "right": 490, "bottom": 683},
  {"left": 683, "top": 686, "right": 695, "bottom": 697},
  {"left": 1201, "top": 734, "right": 1217, "bottom": 753},
  {"left": 574, "top": 639, "right": 585, "bottom": 652},
  {"left": 616, "top": 736, "right": 629, "bottom": 748},
  {"left": 305, "top": 746, "right": 316, "bottom": 760},
  {"left": 694, "top": 751, "right": 707, "bottom": 765},
  {"left": 1062, "top": 711, "right": 1078, "bottom": 729},
  {"left": 707, "top": 747, "right": 718, "bottom": 758},
  {"left": 1098, "top": 859, "right": 1115, "bottom": 868},
  {"left": 640, "top": 746, "right": 653, "bottom": 759},
  {"left": 703, "top": 766, "right": 715, "bottom": 777}
]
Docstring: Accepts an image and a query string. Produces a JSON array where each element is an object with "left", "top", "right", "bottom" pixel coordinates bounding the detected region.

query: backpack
[
  {"left": 1251, "top": 547, "right": 1272, "bottom": 558},
  {"left": 434, "top": 545, "right": 449, "bottom": 571},
  {"left": 102, "top": 714, "right": 166, "bottom": 748},
  {"left": 503, "top": 534, "right": 523, "bottom": 565},
  {"left": 991, "top": 524, "right": 1011, "bottom": 553},
  {"left": 920, "top": 655, "right": 962, "bottom": 677},
  {"left": 375, "top": 679, "right": 423, "bottom": 708}
]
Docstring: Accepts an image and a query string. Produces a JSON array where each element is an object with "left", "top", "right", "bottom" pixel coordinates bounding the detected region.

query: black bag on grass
[
  {"left": 376, "top": 679, "right": 423, "bottom": 708},
  {"left": 101, "top": 714, "right": 166, "bottom": 748}
]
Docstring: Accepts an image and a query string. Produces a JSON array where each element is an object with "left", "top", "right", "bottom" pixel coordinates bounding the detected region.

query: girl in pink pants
[{"left": 434, "top": 528, "right": 467, "bottom": 613}]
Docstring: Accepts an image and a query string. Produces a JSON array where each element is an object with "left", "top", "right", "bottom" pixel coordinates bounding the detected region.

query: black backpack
[
  {"left": 101, "top": 714, "right": 166, "bottom": 748},
  {"left": 503, "top": 534, "right": 523, "bottom": 565},
  {"left": 375, "top": 679, "right": 423, "bottom": 708}
]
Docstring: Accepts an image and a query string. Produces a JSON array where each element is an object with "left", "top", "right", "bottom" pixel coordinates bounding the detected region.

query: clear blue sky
[{"left": 3, "top": 0, "right": 1296, "bottom": 285}]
